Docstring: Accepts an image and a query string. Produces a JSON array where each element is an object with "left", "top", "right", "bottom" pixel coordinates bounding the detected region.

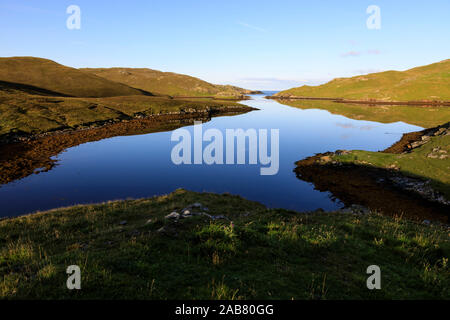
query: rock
[
  {"left": 157, "top": 227, "right": 166, "bottom": 233},
  {"left": 201, "top": 213, "right": 213, "bottom": 219},
  {"left": 422, "top": 220, "right": 431, "bottom": 225},
  {"left": 145, "top": 219, "right": 153, "bottom": 224},
  {"left": 350, "top": 204, "right": 370, "bottom": 215},
  {"left": 439, "top": 155, "right": 448, "bottom": 159},
  {"left": 434, "top": 128, "right": 446, "bottom": 136},
  {"left": 191, "top": 203, "right": 203, "bottom": 208},
  {"left": 410, "top": 141, "right": 424, "bottom": 148},
  {"left": 210, "top": 215, "right": 230, "bottom": 221},
  {"left": 165, "top": 212, "right": 180, "bottom": 220},
  {"left": 339, "top": 208, "right": 353, "bottom": 214},
  {"left": 119, "top": 220, "right": 127, "bottom": 225}
]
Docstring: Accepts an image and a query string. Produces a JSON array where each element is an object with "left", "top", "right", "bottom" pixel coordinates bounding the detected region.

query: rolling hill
[
  {"left": 0, "top": 57, "right": 149, "bottom": 98},
  {"left": 274, "top": 59, "right": 450, "bottom": 102},
  {"left": 80, "top": 67, "right": 260, "bottom": 98}
]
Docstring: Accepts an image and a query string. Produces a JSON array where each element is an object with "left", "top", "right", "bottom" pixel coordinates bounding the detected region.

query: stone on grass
[{"left": 165, "top": 212, "right": 180, "bottom": 220}]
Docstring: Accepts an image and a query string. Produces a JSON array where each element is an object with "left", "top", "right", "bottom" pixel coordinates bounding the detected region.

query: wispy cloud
[
  {"left": 237, "top": 22, "right": 266, "bottom": 32},
  {"left": 341, "top": 49, "right": 381, "bottom": 58},
  {"left": 353, "top": 68, "right": 382, "bottom": 75},
  {"left": 367, "top": 49, "right": 381, "bottom": 55},
  {"left": 341, "top": 51, "right": 361, "bottom": 57}
]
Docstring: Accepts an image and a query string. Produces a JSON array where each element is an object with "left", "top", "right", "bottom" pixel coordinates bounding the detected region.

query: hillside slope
[
  {"left": 275, "top": 59, "right": 450, "bottom": 101},
  {"left": 81, "top": 67, "right": 259, "bottom": 98},
  {"left": 0, "top": 57, "right": 148, "bottom": 98}
]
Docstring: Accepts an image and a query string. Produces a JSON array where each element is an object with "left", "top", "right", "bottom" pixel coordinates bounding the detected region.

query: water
[{"left": 0, "top": 92, "right": 422, "bottom": 217}]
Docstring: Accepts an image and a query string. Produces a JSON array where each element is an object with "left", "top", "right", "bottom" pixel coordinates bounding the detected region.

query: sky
[{"left": 0, "top": 0, "right": 449, "bottom": 90}]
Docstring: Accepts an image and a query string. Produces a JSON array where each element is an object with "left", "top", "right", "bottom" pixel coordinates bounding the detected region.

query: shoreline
[
  {"left": 0, "top": 105, "right": 256, "bottom": 186},
  {"left": 295, "top": 123, "right": 450, "bottom": 223},
  {"left": 0, "top": 104, "right": 255, "bottom": 146},
  {"left": 266, "top": 95, "right": 450, "bottom": 106}
]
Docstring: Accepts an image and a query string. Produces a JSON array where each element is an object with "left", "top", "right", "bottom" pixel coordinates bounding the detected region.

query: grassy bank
[
  {"left": 1, "top": 189, "right": 448, "bottom": 299},
  {"left": 333, "top": 132, "right": 450, "bottom": 199},
  {"left": 274, "top": 59, "right": 450, "bottom": 102},
  {"left": 0, "top": 86, "right": 249, "bottom": 143}
]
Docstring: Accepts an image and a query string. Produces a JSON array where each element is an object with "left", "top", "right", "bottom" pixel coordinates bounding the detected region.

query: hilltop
[
  {"left": 81, "top": 67, "right": 261, "bottom": 98},
  {"left": 0, "top": 57, "right": 149, "bottom": 98},
  {"left": 274, "top": 59, "right": 450, "bottom": 102}
]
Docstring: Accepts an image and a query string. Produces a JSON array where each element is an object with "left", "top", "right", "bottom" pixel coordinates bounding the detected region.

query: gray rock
[
  {"left": 157, "top": 227, "right": 166, "bottom": 233},
  {"left": 422, "top": 220, "right": 431, "bottom": 225},
  {"left": 191, "top": 202, "right": 203, "bottom": 208},
  {"left": 339, "top": 208, "right": 353, "bottom": 214},
  {"left": 350, "top": 205, "right": 370, "bottom": 215},
  {"left": 210, "top": 215, "right": 230, "bottom": 221},
  {"left": 119, "top": 220, "right": 127, "bottom": 225},
  {"left": 165, "top": 212, "right": 180, "bottom": 220}
]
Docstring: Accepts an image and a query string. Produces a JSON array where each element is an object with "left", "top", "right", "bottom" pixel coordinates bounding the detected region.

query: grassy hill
[
  {"left": 0, "top": 189, "right": 448, "bottom": 299},
  {"left": 0, "top": 57, "right": 148, "bottom": 98},
  {"left": 275, "top": 59, "right": 450, "bottom": 102},
  {"left": 81, "top": 67, "right": 259, "bottom": 98}
]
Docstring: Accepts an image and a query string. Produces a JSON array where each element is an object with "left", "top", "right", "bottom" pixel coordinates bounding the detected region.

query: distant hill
[
  {"left": 80, "top": 67, "right": 260, "bottom": 98},
  {"left": 275, "top": 59, "right": 450, "bottom": 102},
  {"left": 0, "top": 57, "right": 149, "bottom": 98}
]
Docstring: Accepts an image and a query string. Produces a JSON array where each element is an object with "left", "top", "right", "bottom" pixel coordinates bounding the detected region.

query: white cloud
[{"left": 237, "top": 22, "right": 266, "bottom": 33}]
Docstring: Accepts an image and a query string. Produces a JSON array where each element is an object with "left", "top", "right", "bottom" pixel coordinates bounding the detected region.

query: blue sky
[{"left": 0, "top": 0, "right": 449, "bottom": 90}]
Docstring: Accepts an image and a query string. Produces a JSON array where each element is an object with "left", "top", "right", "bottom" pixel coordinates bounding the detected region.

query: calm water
[{"left": 0, "top": 92, "right": 422, "bottom": 217}]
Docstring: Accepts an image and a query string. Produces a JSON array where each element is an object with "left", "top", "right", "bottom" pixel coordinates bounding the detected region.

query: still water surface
[{"left": 0, "top": 92, "right": 422, "bottom": 217}]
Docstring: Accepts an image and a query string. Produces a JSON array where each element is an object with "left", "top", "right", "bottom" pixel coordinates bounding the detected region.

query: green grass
[
  {"left": 0, "top": 87, "right": 246, "bottom": 138},
  {"left": 80, "top": 68, "right": 256, "bottom": 98},
  {"left": 0, "top": 189, "right": 448, "bottom": 299},
  {"left": 333, "top": 134, "right": 450, "bottom": 198},
  {"left": 275, "top": 59, "right": 450, "bottom": 101},
  {"left": 0, "top": 57, "right": 147, "bottom": 98},
  {"left": 277, "top": 99, "right": 450, "bottom": 128}
]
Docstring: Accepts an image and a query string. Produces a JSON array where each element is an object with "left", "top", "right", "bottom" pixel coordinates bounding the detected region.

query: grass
[
  {"left": 0, "top": 189, "right": 448, "bottom": 299},
  {"left": 275, "top": 59, "right": 450, "bottom": 101},
  {"left": 0, "top": 57, "right": 147, "bottom": 98},
  {"left": 277, "top": 99, "right": 450, "bottom": 128},
  {"left": 0, "top": 85, "right": 246, "bottom": 139},
  {"left": 80, "top": 68, "right": 256, "bottom": 98},
  {"left": 332, "top": 134, "right": 450, "bottom": 198}
]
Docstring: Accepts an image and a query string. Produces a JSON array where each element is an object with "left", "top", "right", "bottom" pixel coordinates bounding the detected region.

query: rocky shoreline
[
  {"left": 295, "top": 123, "right": 450, "bottom": 223},
  {"left": 0, "top": 104, "right": 255, "bottom": 146},
  {"left": 0, "top": 105, "right": 256, "bottom": 186}
]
